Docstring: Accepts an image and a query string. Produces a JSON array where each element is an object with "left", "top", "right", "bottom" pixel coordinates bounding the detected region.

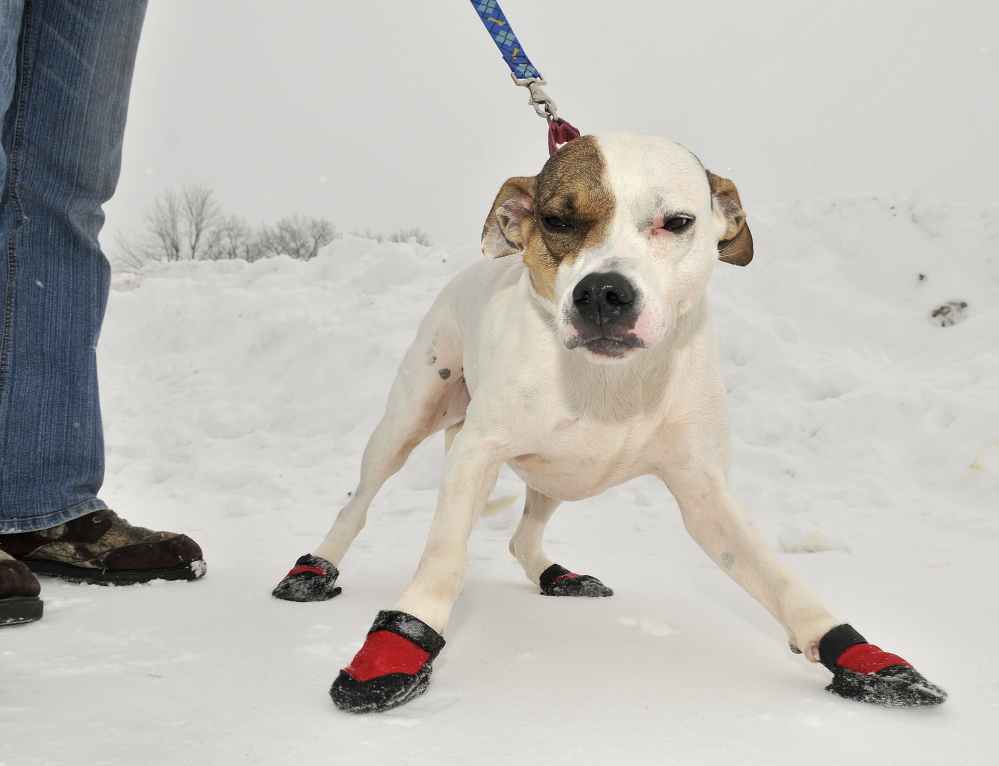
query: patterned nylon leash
[{"left": 469, "top": 0, "right": 580, "bottom": 155}]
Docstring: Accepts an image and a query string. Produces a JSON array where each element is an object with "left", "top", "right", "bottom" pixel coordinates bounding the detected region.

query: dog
[{"left": 273, "top": 132, "right": 946, "bottom": 713}]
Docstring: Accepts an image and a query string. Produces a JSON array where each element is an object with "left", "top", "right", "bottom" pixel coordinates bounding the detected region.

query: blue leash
[
  {"left": 469, "top": 0, "right": 542, "bottom": 81},
  {"left": 469, "top": 0, "right": 580, "bottom": 154}
]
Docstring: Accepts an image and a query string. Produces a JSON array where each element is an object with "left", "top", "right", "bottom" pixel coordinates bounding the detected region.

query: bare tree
[
  {"left": 147, "top": 188, "right": 183, "bottom": 261},
  {"left": 113, "top": 229, "right": 154, "bottom": 272},
  {"left": 116, "top": 185, "right": 222, "bottom": 264},
  {"left": 181, "top": 184, "right": 223, "bottom": 260}
]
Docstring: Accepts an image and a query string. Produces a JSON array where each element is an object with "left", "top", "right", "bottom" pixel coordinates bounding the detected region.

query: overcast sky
[{"left": 104, "top": 0, "right": 999, "bottom": 250}]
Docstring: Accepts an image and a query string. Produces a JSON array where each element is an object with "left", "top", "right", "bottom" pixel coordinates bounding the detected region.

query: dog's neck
[{"left": 549, "top": 292, "right": 709, "bottom": 421}]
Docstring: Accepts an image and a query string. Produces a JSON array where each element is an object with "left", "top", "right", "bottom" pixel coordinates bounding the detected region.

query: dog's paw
[
  {"left": 539, "top": 563, "right": 613, "bottom": 597},
  {"left": 819, "top": 624, "right": 947, "bottom": 707},
  {"left": 271, "top": 554, "right": 342, "bottom": 601},
  {"left": 330, "top": 610, "right": 446, "bottom": 714}
]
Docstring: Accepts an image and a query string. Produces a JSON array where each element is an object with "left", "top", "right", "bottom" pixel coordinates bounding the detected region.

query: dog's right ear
[{"left": 481, "top": 176, "right": 537, "bottom": 259}]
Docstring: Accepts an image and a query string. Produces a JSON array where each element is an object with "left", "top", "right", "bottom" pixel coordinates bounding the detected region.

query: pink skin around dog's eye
[{"left": 652, "top": 215, "right": 694, "bottom": 237}]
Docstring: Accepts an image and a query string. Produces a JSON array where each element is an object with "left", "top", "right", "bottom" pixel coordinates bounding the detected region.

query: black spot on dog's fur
[{"left": 438, "top": 368, "right": 451, "bottom": 380}]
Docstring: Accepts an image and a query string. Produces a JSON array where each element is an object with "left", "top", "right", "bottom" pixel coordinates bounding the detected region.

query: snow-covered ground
[{"left": 2, "top": 193, "right": 996, "bottom": 764}]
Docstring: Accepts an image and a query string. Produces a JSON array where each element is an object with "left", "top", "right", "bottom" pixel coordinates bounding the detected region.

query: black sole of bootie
[
  {"left": 827, "top": 665, "right": 947, "bottom": 707},
  {"left": 330, "top": 666, "right": 433, "bottom": 714}
]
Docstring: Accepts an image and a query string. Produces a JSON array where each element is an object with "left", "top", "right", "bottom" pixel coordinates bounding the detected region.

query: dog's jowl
[{"left": 273, "top": 133, "right": 946, "bottom": 713}]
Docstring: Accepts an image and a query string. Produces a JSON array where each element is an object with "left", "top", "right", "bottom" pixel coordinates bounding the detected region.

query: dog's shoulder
[{"left": 439, "top": 254, "right": 527, "bottom": 313}]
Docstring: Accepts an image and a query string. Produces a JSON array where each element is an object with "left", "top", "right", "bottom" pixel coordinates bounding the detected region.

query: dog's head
[{"left": 481, "top": 132, "right": 752, "bottom": 363}]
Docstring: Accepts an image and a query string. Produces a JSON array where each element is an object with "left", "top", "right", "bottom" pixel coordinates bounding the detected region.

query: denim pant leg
[{"left": 0, "top": 0, "right": 148, "bottom": 532}]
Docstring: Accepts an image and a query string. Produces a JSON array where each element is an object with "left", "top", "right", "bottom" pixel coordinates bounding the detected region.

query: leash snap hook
[{"left": 511, "top": 73, "right": 558, "bottom": 121}]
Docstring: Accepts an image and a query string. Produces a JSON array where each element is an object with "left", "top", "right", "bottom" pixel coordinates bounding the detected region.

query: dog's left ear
[
  {"left": 481, "top": 176, "right": 537, "bottom": 259},
  {"left": 707, "top": 170, "right": 753, "bottom": 266}
]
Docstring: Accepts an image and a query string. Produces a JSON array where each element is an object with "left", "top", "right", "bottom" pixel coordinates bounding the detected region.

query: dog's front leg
[
  {"left": 665, "top": 464, "right": 946, "bottom": 706},
  {"left": 662, "top": 465, "right": 838, "bottom": 661},
  {"left": 393, "top": 440, "right": 502, "bottom": 632},
  {"left": 329, "top": 430, "right": 503, "bottom": 713}
]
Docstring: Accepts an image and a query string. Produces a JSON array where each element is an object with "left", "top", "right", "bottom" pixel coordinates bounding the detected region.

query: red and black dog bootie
[
  {"left": 818, "top": 623, "right": 946, "bottom": 707},
  {"left": 539, "top": 563, "right": 613, "bottom": 597},
  {"left": 330, "top": 610, "right": 446, "bottom": 714},
  {"left": 272, "top": 554, "right": 341, "bottom": 601}
]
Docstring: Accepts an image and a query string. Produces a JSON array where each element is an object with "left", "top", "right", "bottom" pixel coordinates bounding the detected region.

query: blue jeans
[{"left": 0, "top": 0, "right": 147, "bottom": 532}]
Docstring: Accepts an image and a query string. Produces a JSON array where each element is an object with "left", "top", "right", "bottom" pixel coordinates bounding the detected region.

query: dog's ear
[
  {"left": 707, "top": 171, "right": 754, "bottom": 266},
  {"left": 481, "top": 176, "right": 537, "bottom": 259}
]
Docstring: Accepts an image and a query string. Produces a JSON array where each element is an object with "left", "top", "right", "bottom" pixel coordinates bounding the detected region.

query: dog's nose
[{"left": 572, "top": 272, "right": 638, "bottom": 329}]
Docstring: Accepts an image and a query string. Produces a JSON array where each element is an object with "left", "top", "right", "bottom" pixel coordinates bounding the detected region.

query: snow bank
[{"left": 1, "top": 197, "right": 996, "bottom": 765}]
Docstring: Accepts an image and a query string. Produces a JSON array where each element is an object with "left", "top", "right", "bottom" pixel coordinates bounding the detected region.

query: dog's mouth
[{"left": 565, "top": 334, "right": 645, "bottom": 360}]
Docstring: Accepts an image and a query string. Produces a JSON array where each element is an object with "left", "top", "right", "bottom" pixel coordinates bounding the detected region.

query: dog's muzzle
[{"left": 565, "top": 272, "right": 645, "bottom": 358}]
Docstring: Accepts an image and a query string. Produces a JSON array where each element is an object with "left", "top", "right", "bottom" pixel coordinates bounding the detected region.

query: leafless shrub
[
  {"left": 257, "top": 215, "right": 336, "bottom": 261},
  {"left": 386, "top": 227, "right": 432, "bottom": 246},
  {"left": 356, "top": 227, "right": 432, "bottom": 246},
  {"left": 202, "top": 215, "right": 259, "bottom": 262}
]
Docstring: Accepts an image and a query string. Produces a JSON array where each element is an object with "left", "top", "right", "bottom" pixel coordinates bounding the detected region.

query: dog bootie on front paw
[
  {"left": 818, "top": 623, "right": 947, "bottom": 707},
  {"left": 330, "top": 610, "right": 446, "bottom": 714},
  {"left": 539, "top": 563, "right": 613, "bottom": 597},
  {"left": 272, "top": 554, "right": 341, "bottom": 601}
]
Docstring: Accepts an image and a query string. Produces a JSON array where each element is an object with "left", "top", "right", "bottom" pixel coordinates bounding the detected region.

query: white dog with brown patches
[{"left": 273, "top": 132, "right": 945, "bottom": 713}]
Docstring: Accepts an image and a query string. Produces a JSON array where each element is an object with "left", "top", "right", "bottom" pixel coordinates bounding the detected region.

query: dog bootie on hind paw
[
  {"left": 818, "top": 623, "right": 947, "bottom": 707},
  {"left": 272, "top": 554, "right": 341, "bottom": 601},
  {"left": 330, "top": 610, "right": 446, "bottom": 713},
  {"left": 539, "top": 563, "right": 613, "bottom": 597}
]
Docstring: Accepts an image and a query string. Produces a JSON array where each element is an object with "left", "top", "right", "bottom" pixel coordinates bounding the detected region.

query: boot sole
[
  {"left": 0, "top": 596, "right": 44, "bottom": 626},
  {"left": 22, "top": 558, "right": 207, "bottom": 585}
]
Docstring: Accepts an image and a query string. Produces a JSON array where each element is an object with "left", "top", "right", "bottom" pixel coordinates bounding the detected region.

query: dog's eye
[
  {"left": 662, "top": 216, "right": 694, "bottom": 232},
  {"left": 542, "top": 215, "right": 575, "bottom": 231}
]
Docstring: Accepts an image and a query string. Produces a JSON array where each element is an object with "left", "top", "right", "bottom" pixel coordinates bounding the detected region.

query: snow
[{"left": 3, "top": 193, "right": 996, "bottom": 764}]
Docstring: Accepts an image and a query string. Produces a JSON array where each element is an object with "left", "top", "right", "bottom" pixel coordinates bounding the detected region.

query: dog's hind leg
[
  {"left": 272, "top": 321, "right": 469, "bottom": 602},
  {"left": 510, "top": 487, "right": 613, "bottom": 597},
  {"left": 443, "top": 421, "right": 462, "bottom": 453}
]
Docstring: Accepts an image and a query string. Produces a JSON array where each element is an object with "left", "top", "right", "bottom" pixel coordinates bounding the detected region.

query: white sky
[{"left": 105, "top": 0, "right": 999, "bottom": 249}]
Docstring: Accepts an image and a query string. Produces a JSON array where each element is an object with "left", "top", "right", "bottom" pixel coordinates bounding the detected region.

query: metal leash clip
[{"left": 511, "top": 73, "right": 558, "bottom": 122}]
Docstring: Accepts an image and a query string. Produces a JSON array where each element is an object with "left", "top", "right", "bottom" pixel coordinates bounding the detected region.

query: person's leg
[
  {"left": 0, "top": 0, "right": 204, "bottom": 586},
  {"left": 0, "top": 0, "right": 148, "bottom": 531},
  {"left": 0, "top": 0, "right": 42, "bottom": 623}
]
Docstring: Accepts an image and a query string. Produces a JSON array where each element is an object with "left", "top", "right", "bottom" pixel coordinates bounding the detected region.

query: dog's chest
[{"left": 505, "top": 412, "right": 662, "bottom": 501}]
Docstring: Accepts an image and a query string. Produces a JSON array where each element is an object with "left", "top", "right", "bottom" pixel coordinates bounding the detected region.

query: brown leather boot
[
  {"left": 0, "top": 549, "right": 43, "bottom": 626},
  {"left": 0, "top": 510, "right": 206, "bottom": 585}
]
